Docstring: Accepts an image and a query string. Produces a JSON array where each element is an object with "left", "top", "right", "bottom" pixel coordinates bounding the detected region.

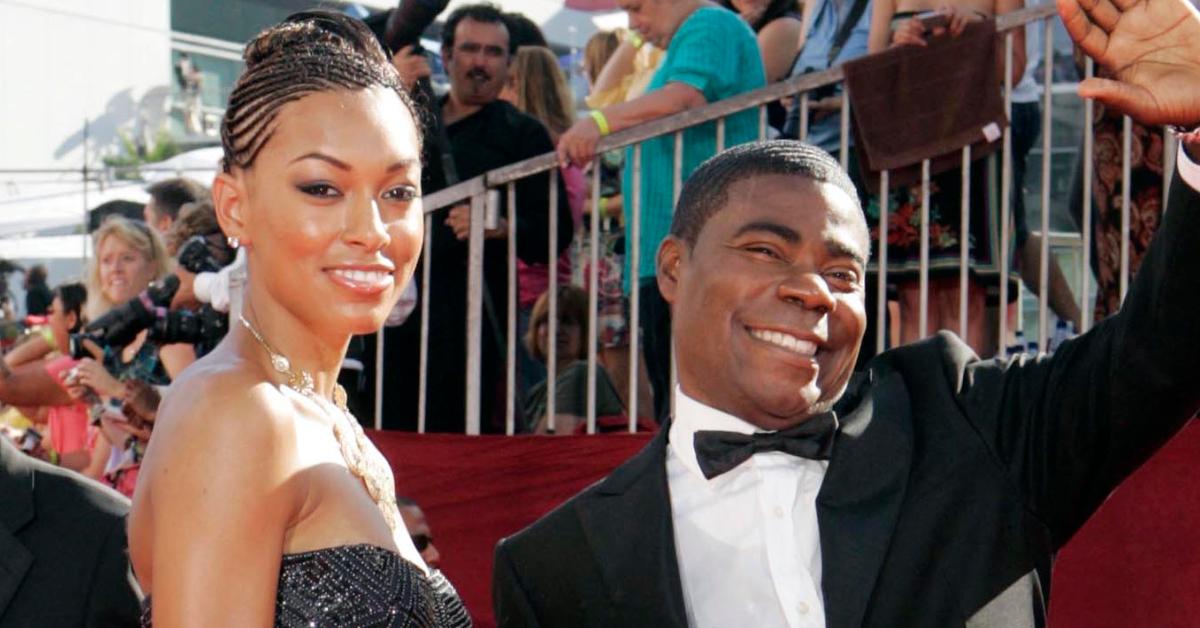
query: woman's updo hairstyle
[{"left": 221, "top": 10, "right": 422, "bottom": 172}]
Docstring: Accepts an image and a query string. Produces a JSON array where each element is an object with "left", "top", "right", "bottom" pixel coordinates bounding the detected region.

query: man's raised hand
[{"left": 1058, "top": 0, "right": 1200, "bottom": 126}]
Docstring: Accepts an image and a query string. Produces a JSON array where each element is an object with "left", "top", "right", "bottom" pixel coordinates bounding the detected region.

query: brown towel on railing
[{"left": 845, "top": 19, "right": 1006, "bottom": 192}]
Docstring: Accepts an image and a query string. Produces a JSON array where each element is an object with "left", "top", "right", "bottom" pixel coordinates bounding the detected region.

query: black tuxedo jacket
[
  {"left": 492, "top": 175, "right": 1200, "bottom": 627},
  {"left": 0, "top": 438, "right": 141, "bottom": 627}
]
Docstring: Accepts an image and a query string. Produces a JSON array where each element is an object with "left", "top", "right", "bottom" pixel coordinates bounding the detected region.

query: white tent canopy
[
  {"left": 0, "top": 183, "right": 149, "bottom": 239},
  {"left": 440, "top": 0, "right": 624, "bottom": 49},
  {"left": 140, "top": 145, "right": 223, "bottom": 186}
]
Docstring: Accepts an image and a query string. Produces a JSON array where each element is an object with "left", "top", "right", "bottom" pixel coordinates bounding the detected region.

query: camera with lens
[
  {"left": 150, "top": 305, "right": 228, "bottom": 356},
  {"left": 176, "top": 235, "right": 223, "bottom": 275},
  {"left": 69, "top": 274, "right": 180, "bottom": 359}
]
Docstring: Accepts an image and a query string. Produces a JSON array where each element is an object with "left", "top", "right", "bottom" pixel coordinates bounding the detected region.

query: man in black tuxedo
[
  {"left": 492, "top": 0, "right": 1200, "bottom": 625},
  {"left": 0, "top": 437, "right": 141, "bottom": 626}
]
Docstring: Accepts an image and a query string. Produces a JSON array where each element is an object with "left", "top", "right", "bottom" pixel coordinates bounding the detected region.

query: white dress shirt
[{"left": 668, "top": 386, "right": 828, "bottom": 628}]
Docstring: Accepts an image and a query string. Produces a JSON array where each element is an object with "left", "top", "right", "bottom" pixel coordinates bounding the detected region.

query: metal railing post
[
  {"left": 959, "top": 146, "right": 971, "bottom": 338},
  {"left": 628, "top": 145, "right": 643, "bottom": 433},
  {"left": 998, "top": 31, "right": 1014, "bottom": 353},
  {"left": 547, "top": 177, "right": 559, "bottom": 434},
  {"left": 918, "top": 159, "right": 930, "bottom": 339},
  {"left": 465, "top": 192, "right": 486, "bottom": 436},
  {"left": 1037, "top": 17, "right": 1054, "bottom": 351},
  {"left": 1119, "top": 115, "right": 1132, "bottom": 303},
  {"left": 587, "top": 164, "right": 602, "bottom": 434},
  {"left": 1080, "top": 57, "right": 1095, "bottom": 332},
  {"left": 418, "top": 216, "right": 433, "bottom": 433},
  {"left": 876, "top": 170, "right": 890, "bottom": 355},
  {"left": 505, "top": 182, "right": 518, "bottom": 435}
]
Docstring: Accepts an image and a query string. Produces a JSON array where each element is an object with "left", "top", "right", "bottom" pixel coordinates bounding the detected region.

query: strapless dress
[{"left": 140, "top": 544, "right": 472, "bottom": 627}]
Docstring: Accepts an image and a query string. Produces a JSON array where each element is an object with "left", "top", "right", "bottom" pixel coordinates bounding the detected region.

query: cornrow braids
[{"left": 221, "top": 10, "right": 423, "bottom": 172}]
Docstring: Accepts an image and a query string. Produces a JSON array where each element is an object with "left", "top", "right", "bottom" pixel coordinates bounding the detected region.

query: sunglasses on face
[{"left": 411, "top": 533, "right": 432, "bottom": 552}]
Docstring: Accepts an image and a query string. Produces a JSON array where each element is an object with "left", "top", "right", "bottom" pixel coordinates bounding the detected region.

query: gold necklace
[{"left": 237, "top": 314, "right": 402, "bottom": 536}]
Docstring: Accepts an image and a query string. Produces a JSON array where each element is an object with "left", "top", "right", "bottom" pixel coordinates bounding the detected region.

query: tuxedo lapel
[
  {"left": 819, "top": 367, "right": 914, "bottom": 628},
  {"left": 0, "top": 448, "right": 36, "bottom": 615},
  {"left": 575, "top": 427, "right": 689, "bottom": 628}
]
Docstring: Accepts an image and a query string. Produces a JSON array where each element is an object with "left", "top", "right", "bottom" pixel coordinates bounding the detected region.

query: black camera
[
  {"left": 69, "top": 275, "right": 180, "bottom": 359},
  {"left": 149, "top": 305, "right": 228, "bottom": 357},
  {"left": 177, "top": 235, "right": 222, "bottom": 274}
]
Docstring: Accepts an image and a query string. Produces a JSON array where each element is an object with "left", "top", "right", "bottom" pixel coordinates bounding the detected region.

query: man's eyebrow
[
  {"left": 826, "top": 240, "right": 868, "bottom": 268},
  {"left": 732, "top": 221, "right": 800, "bottom": 243}
]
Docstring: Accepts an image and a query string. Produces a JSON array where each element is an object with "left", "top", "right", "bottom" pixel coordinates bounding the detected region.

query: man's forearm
[{"left": 602, "top": 83, "right": 707, "bottom": 135}]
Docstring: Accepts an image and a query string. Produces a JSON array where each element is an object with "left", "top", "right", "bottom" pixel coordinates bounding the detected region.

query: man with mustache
[
  {"left": 381, "top": 3, "right": 573, "bottom": 433},
  {"left": 492, "top": 0, "right": 1200, "bottom": 625}
]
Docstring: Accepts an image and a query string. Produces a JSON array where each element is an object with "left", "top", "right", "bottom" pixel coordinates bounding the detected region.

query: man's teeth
[
  {"left": 331, "top": 269, "right": 392, "bottom": 285},
  {"left": 749, "top": 328, "right": 817, "bottom": 356}
]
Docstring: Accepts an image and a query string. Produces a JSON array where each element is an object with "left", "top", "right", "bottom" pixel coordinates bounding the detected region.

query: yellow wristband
[
  {"left": 598, "top": 196, "right": 609, "bottom": 217},
  {"left": 590, "top": 109, "right": 611, "bottom": 136},
  {"left": 39, "top": 326, "right": 55, "bottom": 347},
  {"left": 627, "top": 31, "right": 645, "bottom": 49}
]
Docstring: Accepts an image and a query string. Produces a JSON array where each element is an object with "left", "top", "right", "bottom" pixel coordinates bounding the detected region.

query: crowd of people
[{"left": 1, "top": 0, "right": 1198, "bottom": 624}]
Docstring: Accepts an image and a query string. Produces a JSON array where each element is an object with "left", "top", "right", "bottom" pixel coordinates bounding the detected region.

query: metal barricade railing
[{"left": 399, "top": 2, "right": 1183, "bottom": 436}]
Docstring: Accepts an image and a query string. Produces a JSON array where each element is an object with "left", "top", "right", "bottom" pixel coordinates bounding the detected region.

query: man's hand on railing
[
  {"left": 558, "top": 115, "right": 603, "bottom": 168},
  {"left": 444, "top": 204, "right": 508, "bottom": 241},
  {"left": 1059, "top": 0, "right": 1200, "bottom": 127}
]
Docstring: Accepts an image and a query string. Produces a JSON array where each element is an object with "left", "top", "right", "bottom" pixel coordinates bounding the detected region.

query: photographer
[
  {"left": 67, "top": 215, "right": 195, "bottom": 496},
  {"left": 162, "top": 200, "right": 235, "bottom": 356}
]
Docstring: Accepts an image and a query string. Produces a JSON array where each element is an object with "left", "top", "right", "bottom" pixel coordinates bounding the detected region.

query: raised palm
[{"left": 1058, "top": 0, "right": 1200, "bottom": 126}]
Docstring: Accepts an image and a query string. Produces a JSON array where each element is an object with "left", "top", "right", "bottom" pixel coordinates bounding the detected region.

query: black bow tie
[{"left": 692, "top": 412, "right": 838, "bottom": 480}]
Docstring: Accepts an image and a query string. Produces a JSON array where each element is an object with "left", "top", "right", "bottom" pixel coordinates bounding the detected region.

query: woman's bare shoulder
[{"left": 149, "top": 348, "right": 296, "bottom": 466}]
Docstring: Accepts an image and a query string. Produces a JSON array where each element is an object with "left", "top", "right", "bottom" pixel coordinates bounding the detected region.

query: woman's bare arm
[
  {"left": 868, "top": 0, "right": 899, "bottom": 53},
  {"left": 4, "top": 334, "right": 53, "bottom": 368},
  {"left": 590, "top": 38, "right": 640, "bottom": 100},
  {"left": 758, "top": 16, "right": 804, "bottom": 83}
]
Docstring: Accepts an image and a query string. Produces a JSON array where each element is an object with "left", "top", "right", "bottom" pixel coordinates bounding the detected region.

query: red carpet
[{"left": 371, "top": 421, "right": 1200, "bottom": 628}]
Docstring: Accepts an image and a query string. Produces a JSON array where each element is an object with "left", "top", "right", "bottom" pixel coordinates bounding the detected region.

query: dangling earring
[{"left": 227, "top": 236, "right": 240, "bottom": 249}]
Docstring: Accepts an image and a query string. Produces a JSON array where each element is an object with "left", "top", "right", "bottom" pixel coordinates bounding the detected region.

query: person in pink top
[{"left": 0, "top": 283, "right": 106, "bottom": 476}]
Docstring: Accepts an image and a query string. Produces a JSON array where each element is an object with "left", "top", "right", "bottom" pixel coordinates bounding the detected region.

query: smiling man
[{"left": 492, "top": 0, "right": 1200, "bottom": 617}]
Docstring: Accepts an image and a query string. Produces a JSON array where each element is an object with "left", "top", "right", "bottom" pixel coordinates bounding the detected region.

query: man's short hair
[
  {"left": 502, "top": 12, "right": 548, "bottom": 49},
  {"left": 441, "top": 3, "right": 514, "bottom": 55},
  {"left": 669, "top": 140, "right": 863, "bottom": 247},
  {"left": 145, "top": 178, "right": 207, "bottom": 222}
]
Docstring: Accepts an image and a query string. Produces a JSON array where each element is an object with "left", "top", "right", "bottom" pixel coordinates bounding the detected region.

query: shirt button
[
  {"left": 773, "top": 506, "right": 785, "bottom": 518},
  {"left": 798, "top": 601, "right": 810, "bottom": 615}
]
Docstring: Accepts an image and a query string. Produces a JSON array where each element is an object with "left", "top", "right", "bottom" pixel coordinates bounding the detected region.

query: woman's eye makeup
[
  {"left": 298, "top": 182, "right": 341, "bottom": 197},
  {"left": 382, "top": 185, "right": 418, "bottom": 201}
]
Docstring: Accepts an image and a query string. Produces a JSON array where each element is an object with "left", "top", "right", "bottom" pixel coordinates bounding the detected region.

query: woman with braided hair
[{"left": 128, "top": 11, "right": 471, "bottom": 626}]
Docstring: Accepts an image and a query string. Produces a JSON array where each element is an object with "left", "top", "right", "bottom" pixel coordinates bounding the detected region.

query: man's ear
[
  {"left": 656, "top": 236, "right": 685, "bottom": 306},
  {"left": 212, "top": 171, "right": 249, "bottom": 247}
]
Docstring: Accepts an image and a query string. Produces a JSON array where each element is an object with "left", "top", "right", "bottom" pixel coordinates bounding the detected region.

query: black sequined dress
[{"left": 140, "top": 544, "right": 472, "bottom": 627}]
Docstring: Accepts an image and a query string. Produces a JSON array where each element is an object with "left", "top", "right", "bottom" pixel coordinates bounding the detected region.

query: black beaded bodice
[{"left": 140, "top": 545, "right": 472, "bottom": 627}]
